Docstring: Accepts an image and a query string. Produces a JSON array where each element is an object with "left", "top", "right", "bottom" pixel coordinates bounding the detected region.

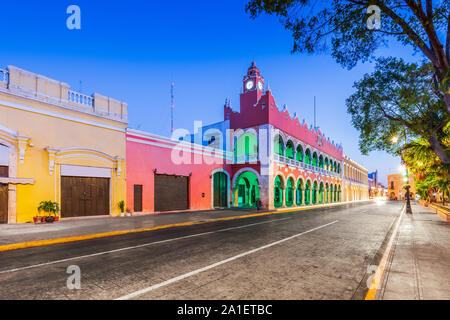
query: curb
[
  {"left": 0, "top": 201, "right": 370, "bottom": 253},
  {"left": 420, "top": 203, "right": 450, "bottom": 222},
  {"left": 364, "top": 204, "right": 405, "bottom": 300}
]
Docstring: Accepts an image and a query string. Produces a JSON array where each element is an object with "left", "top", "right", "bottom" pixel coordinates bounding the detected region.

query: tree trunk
[{"left": 428, "top": 136, "right": 450, "bottom": 164}]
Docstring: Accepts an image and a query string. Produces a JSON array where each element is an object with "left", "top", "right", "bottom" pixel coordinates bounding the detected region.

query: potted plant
[
  {"left": 37, "top": 201, "right": 60, "bottom": 223},
  {"left": 33, "top": 216, "right": 40, "bottom": 223},
  {"left": 118, "top": 200, "right": 125, "bottom": 217},
  {"left": 126, "top": 208, "right": 132, "bottom": 217}
]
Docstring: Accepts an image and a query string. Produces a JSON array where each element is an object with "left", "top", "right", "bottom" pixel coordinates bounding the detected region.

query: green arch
[
  {"left": 319, "top": 182, "right": 324, "bottom": 204},
  {"left": 296, "top": 145, "right": 304, "bottom": 162},
  {"left": 305, "top": 180, "right": 311, "bottom": 205},
  {"left": 274, "top": 175, "right": 284, "bottom": 208},
  {"left": 312, "top": 181, "right": 318, "bottom": 204},
  {"left": 325, "top": 158, "right": 329, "bottom": 171},
  {"left": 330, "top": 185, "right": 334, "bottom": 203},
  {"left": 234, "top": 171, "right": 260, "bottom": 208},
  {"left": 305, "top": 149, "right": 312, "bottom": 165},
  {"left": 319, "top": 155, "right": 324, "bottom": 168},
  {"left": 235, "top": 132, "right": 258, "bottom": 160},
  {"left": 312, "top": 152, "right": 318, "bottom": 167},
  {"left": 285, "top": 140, "right": 294, "bottom": 159},
  {"left": 274, "top": 135, "right": 284, "bottom": 156},
  {"left": 286, "top": 177, "right": 294, "bottom": 207},
  {"left": 296, "top": 179, "right": 303, "bottom": 205}
]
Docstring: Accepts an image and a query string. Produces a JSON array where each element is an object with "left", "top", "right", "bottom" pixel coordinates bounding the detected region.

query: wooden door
[
  {"left": 154, "top": 174, "right": 189, "bottom": 212},
  {"left": 0, "top": 184, "right": 8, "bottom": 224},
  {"left": 0, "top": 166, "right": 8, "bottom": 177},
  {"left": 213, "top": 172, "right": 227, "bottom": 208},
  {"left": 134, "top": 184, "right": 143, "bottom": 212},
  {"left": 61, "top": 176, "right": 110, "bottom": 218}
]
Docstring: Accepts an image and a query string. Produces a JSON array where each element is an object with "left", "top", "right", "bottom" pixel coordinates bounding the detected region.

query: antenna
[
  {"left": 170, "top": 82, "right": 174, "bottom": 134},
  {"left": 314, "top": 96, "right": 317, "bottom": 131}
]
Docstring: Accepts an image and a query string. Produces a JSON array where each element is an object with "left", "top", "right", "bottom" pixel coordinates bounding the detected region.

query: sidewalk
[
  {"left": 0, "top": 208, "right": 262, "bottom": 246},
  {"left": 379, "top": 202, "right": 450, "bottom": 299}
]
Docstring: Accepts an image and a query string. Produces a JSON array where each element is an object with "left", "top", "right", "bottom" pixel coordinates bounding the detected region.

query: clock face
[
  {"left": 246, "top": 80, "right": 254, "bottom": 90},
  {"left": 257, "top": 81, "right": 263, "bottom": 91}
]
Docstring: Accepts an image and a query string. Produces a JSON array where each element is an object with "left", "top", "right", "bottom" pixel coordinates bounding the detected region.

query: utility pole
[{"left": 170, "top": 82, "right": 174, "bottom": 134}]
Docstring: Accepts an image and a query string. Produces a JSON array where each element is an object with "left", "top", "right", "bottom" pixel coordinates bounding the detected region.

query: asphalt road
[{"left": 0, "top": 201, "right": 403, "bottom": 300}]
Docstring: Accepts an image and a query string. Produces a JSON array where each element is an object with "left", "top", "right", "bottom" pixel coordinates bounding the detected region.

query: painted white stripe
[
  {"left": 115, "top": 220, "right": 339, "bottom": 300},
  {"left": 127, "top": 137, "right": 232, "bottom": 160},
  {"left": 0, "top": 217, "right": 292, "bottom": 275}
]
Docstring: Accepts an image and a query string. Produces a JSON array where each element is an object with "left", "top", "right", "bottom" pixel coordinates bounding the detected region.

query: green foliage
[
  {"left": 118, "top": 200, "right": 125, "bottom": 213},
  {"left": 246, "top": 1, "right": 449, "bottom": 77},
  {"left": 346, "top": 57, "right": 449, "bottom": 162},
  {"left": 37, "top": 201, "right": 60, "bottom": 216}
]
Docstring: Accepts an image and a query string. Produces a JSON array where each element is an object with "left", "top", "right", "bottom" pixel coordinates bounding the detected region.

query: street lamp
[{"left": 392, "top": 132, "right": 412, "bottom": 214}]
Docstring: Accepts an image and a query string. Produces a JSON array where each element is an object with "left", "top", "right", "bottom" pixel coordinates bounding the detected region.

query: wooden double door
[
  {"left": 0, "top": 184, "right": 7, "bottom": 224},
  {"left": 61, "top": 176, "right": 110, "bottom": 218},
  {"left": 154, "top": 174, "right": 189, "bottom": 212}
]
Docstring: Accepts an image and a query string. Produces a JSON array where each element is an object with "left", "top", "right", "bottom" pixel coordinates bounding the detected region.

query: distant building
[
  {"left": 342, "top": 156, "right": 369, "bottom": 201},
  {"left": 387, "top": 174, "right": 416, "bottom": 200}
]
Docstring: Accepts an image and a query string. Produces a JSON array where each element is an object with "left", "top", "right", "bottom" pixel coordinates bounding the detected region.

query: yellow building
[
  {"left": 387, "top": 173, "right": 416, "bottom": 200},
  {"left": 0, "top": 65, "right": 127, "bottom": 223},
  {"left": 342, "top": 155, "right": 369, "bottom": 202}
]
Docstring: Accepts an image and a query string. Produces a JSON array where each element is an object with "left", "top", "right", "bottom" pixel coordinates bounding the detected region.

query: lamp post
[{"left": 391, "top": 132, "right": 412, "bottom": 214}]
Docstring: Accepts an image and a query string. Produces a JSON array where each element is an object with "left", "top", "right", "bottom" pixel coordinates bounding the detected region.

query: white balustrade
[
  {"left": 68, "top": 90, "right": 94, "bottom": 107},
  {"left": 0, "top": 69, "right": 8, "bottom": 83}
]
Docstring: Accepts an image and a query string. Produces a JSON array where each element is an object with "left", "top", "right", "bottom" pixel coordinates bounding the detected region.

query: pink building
[{"left": 127, "top": 62, "right": 346, "bottom": 214}]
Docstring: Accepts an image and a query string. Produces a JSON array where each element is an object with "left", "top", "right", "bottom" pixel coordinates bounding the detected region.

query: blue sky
[{"left": 0, "top": 0, "right": 421, "bottom": 185}]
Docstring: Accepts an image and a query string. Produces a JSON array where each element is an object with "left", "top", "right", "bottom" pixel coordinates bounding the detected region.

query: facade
[
  {"left": 342, "top": 155, "right": 369, "bottom": 202},
  {"left": 126, "top": 129, "right": 232, "bottom": 213},
  {"left": 0, "top": 66, "right": 127, "bottom": 223},
  {"left": 127, "top": 62, "right": 370, "bottom": 213},
  {"left": 388, "top": 173, "right": 416, "bottom": 200},
  {"left": 1, "top": 62, "right": 372, "bottom": 223}
]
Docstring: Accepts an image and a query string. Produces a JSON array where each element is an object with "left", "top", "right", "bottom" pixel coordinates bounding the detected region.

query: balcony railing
[
  {"left": 274, "top": 154, "right": 340, "bottom": 177},
  {"left": 235, "top": 153, "right": 258, "bottom": 164},
  {"left": 68, "top": 90, "right": 94, "bottom": 107},
  {"left": 0, "top": 69, "right": 8, "bottom": 83}
]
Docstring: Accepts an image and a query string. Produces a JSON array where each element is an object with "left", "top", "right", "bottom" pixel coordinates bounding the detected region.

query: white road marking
[
  {"left": 0, "top": 217, "right": 292, "bottom": 274},
  {"left": 115, "top": 220, "right": 339, "bottom": 300}
]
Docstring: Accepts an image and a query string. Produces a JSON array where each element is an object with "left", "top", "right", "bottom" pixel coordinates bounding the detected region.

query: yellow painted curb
[{"left": 0, "top": 201, "right": 361, "bottom": 253}]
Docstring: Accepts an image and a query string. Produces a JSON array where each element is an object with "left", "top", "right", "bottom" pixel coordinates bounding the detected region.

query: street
[{"left": 0, "top": 201, "right": 403, "bottom": 300}]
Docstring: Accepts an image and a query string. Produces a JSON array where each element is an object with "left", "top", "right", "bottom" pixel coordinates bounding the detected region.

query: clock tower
[{"left": 242, "top": 62, "right": 265, "bottom": 95}]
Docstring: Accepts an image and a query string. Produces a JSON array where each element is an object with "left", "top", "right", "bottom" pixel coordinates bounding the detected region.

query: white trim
[
  {"left": 0, "top": 98, "right": 126, "bottom": 133},
  {"left": 61, "top": 164, "right": 111, "bottom": 178}
]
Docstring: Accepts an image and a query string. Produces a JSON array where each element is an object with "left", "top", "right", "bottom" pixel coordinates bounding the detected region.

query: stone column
[{"left": 281, "top": 187, "right": 286, "bottom": 208}]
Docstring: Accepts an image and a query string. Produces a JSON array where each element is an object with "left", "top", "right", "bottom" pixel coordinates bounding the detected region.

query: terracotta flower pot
[
  {"left": 41, "top": 216, "right": 46, "bottom": 223},
  {"left": 54, "top": 216, "right": 60, "bottom": 222},
  {"left": 33, "top": 216, "right": 40, "bottom": 223}
]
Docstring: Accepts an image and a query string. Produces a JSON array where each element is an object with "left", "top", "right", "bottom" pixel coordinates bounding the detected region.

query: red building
[{"left": 127, "top": 63, "right": 345, "bottom": 214}]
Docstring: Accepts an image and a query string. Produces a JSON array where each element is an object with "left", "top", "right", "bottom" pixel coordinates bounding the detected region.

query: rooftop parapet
[{"left": 0, "top": 65, "right": 127, "bottom": 122}]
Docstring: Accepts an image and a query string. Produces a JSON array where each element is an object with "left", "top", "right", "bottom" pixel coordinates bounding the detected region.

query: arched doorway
[
  {"left": 312, "top": 181, "right": 318, "bottom": 204},
  {"left": 0, "top": 144, "right": 10, "bottom": 224},
  {"left": 286, "top": 177, "right": 294, "bottom": 207},
  {"left": 334, "top": 184, "right": 338, "bottom": 202},
  {"left": 305, "top": 180, "right": 311, "bottom": 205},
  {"left": 330, "top": 185, "right": 334, "bottom": 203},
  {"left": 213, "top": 171, "right": 228, "bottom": 208},
  {"left": 305, "top": 149, "right": 312, "bottom": 165},
  {"left": 274, "top": 175, "right": 284, "bottom": 208},
  {"left": 338, "top": 185, "right": 342, "bottom": 202},
  {"left": 296, "top": 179, "right": 303, "bottom": 205},
  {"left": 325, "top": 183, "right": 329, "bottom": 203},
  {"left": 234, "top": 171, "right": 259, "bottom": 208},
  {"left": 319, "top": 182, "right": 324, "bottom": 204}
]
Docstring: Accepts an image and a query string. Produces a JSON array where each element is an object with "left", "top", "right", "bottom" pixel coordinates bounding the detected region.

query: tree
[
  {"left": 346, "top": 57, "right": 450, "bottom": 163},
  {"left": 246, "top": 0, "right": 450, "bottom": 111}
]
